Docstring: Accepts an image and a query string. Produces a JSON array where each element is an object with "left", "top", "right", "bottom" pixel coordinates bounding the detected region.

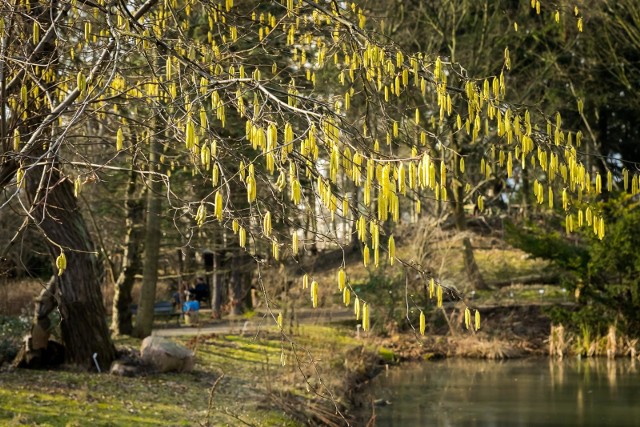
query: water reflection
[{"left": 367, "top": 358, "right": 640, "bottom": 426}]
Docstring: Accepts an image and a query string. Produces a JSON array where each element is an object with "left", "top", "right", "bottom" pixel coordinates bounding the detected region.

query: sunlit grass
[{"left": 0, "top": 324, "right": 375, "bottom": 426}]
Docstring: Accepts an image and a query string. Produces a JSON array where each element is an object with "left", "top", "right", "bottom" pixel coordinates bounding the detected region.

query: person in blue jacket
[{"left": 183, "top": 294, "right": 200, "bottom": 325}]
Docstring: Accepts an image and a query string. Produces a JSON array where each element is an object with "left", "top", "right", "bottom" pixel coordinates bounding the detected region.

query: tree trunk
[
  {"left": 31, "top": 278, "right": 58, "bottom": 351},
  {"left": 182, "top": 245, "right": 196, "bottom": 279},
  {"left": 134, "top": 136, "right": 163, "bottom": 338},
  {"left": 453, "top": 172, "right": 489, "bottom": 291},
  {"left": 23, "top": 164, "right": 116, "bottom": 369},
  {"left": 8, "top": 0, "right": 115, "bottom": 369},
  {"left": 461, "top": 237, "right": 488, "bottom": 290},
  {"left": 210, "top": 249, "right": 225, "bottom": 318},
  {"left": 111, "top": 164, "right": 144, "bottom": 335},
  {"left": 228, "top": 253, "right": 252, "bottom": 316}
]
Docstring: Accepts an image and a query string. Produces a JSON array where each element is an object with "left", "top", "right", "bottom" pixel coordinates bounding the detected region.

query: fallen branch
[{"left": 489, "top": 273, "right": 560, "bottom": 288}]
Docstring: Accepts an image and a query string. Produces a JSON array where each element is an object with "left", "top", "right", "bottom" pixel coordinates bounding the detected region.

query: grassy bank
[{"left": 0, "top": 325, "right": 382, "bottom": 426}]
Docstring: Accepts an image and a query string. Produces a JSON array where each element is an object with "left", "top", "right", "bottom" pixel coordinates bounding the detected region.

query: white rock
[{"left": 140, "top": 336, "right": 195, "bottom": 373}]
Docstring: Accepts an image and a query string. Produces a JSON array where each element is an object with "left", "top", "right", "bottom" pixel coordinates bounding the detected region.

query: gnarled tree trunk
[
  {"left": 7, "top": 0, "right": 115, "bottom": 369},
  {"left": 23, "top": 163, "right": 116, "bottom": 369}
]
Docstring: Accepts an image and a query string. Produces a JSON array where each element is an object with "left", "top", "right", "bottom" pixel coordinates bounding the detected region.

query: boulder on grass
[{"left": 140, "top": 336, "right": 194, "bottom": 373}]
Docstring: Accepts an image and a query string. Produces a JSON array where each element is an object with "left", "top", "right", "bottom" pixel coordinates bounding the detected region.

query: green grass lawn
[{"left": 0, "top": 326, "right": 371, "bottom": 427}]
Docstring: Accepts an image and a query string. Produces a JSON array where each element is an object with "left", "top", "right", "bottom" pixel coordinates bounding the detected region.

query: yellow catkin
[
  {"left": 292, "top": 231, "right": 298, "bottom": 256},
  {"left": 598, "top": 217, "right": 605, "bottom": 240},
  {"left": 195, "top": 203, "right": 206, "bottom": 227},
  {"left": 77, "top": 71, "right": 86, "bottom": 93},
  {"left": 166, "top": 57, "right": 172, "bottom": 81},
  {"left": 354, "top": 296, "right": 361, "bottom": 320},
  {"left": 464, "top": 307, "right": 471, "bottom": 330},
  {"left": 475, "top": 310, "right": 481, "bottom": 331},
  {"left": 239, "top": 227, "right": 246, "bottom": 248},
  {"left": 311, "top": 280, "right": 319, "bottom": 308},
  {"left": 419, "top": 311, "right": 426, "bottom": 335},
  {"left": 13, "top": 129, "right": 20, "bottom": 151},
  {"left": 388, "top": 236, "right": 395, "bottom": 265},
  {"left": 362, "top": 303, "right": 370, "bottom": 331},
  {"left": 33, "top": 21, "right": 40, "bottom": 44},
  {"left": 74, "top": 177, "right": 82, "bottom": 198},
  {"left": 338, "top": 268, "right": 346, "bottom": 291},
  {"left": 343, "top": 287, "right": 350, "bottom": 306},
  {"left": 277, "top": 312, "right": 283, "bottom": 329},
  {"left": 16, "top": 168, "right": 24, "bottom": 188},
  {"left": 263, "top": 211, "right": 272, "bottom": 237},
  {"left": 215, "top": 190, "right": 223, "bottom": 222},
  {"left": 56, "top": 252, "right": 67, "bottom": 276},
  {"left": 437, "top": 285, "right": 443, "bottom": 308},
  {"left": 116, "top": 128, "right": 124, "bottom": 151}
]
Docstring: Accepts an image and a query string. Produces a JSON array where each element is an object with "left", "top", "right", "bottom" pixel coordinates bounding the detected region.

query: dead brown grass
[
  {"left": 446, "top": 335, "right": 525, "bottom": 359},
  {"left": 0, "top": 276, "right": 182, "bottom": 317},
  {"left": 0, "top": 279, "right": 47, "bottom": 316}
]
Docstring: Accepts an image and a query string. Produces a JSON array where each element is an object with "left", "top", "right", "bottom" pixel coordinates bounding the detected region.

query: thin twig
[{"left": 203, "top": 372, "right": 225, "bottom": 427}]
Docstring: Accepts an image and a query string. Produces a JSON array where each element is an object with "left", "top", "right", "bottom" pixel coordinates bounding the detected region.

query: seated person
[
  {"left": 171, "top": 285, "right": 181, "bottom": 309},
  {"left": 193, "top": 277, "right": 210, "bottom": 304},
  {"left": 182, "top": 295, "right": 200, "bottom": 325},
  {"left": 172, "top": 291, "right": 181, "bottom": 310},
  {"left": 181, "top": 280, "right": 195, "bottom": 299}
]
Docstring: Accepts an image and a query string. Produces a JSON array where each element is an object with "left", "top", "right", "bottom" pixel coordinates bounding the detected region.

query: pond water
[{"left": 366, "top": 358, "right": 640, "bottom": 426}]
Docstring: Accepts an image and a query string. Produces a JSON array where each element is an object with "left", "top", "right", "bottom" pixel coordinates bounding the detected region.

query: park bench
[{"left": 130, "top": 301, "right": 181, "bottom": 325}]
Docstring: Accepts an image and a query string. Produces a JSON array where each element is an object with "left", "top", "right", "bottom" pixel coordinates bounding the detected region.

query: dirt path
[{"left": 152, "top": 307, "right": 355, "bottom": 337}]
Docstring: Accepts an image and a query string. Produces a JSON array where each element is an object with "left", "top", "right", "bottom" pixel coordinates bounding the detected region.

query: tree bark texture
[
  {"left": 25, "top": 165, "right": 116, "bottom": 369},
  {"left": 134, "top": 136, "right": 163, "bottom": 338},
  {"left": 111, "top": 166, "right": 144, "bottom": 335},
  {"left": 210, "top": 249, "right": 225, "bottom": 318},
  {"left": 7, "top": 0, "right": 115, "bottom": 369},
  {"left": 453, "top": 172, "right": 489, "bottom": 291},
  {"left": 228, "top": 253, "right": 253, "bottom": 316},
  {"left": 30, "top": 277, "right": 57, "bottom": 351}
]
